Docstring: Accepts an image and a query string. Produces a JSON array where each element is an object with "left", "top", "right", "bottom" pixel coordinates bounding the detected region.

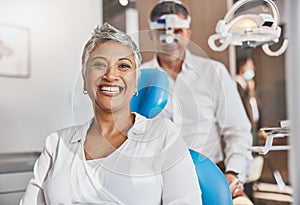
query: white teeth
[{"left": 100, "top": 86, "right": 120, "bottom": 93}]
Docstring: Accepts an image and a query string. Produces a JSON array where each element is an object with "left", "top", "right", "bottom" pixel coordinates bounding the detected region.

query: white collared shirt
[
  {"left": 142, "top": 50, "right": 253, "bottom": 180},
  {"left": 20, "top": 113, "right": 201, "bottom": 205}
]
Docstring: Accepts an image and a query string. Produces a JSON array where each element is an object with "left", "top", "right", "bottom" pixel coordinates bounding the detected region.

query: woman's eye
[
  {"left": 119, "top": 64, "right": 131, "bottom": 69},
  {"left": 94, "top": 62, "right": 106, "bottom": 68}
]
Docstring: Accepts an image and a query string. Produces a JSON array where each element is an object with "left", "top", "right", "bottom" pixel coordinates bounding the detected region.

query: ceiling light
[{"left": 119, "top": 0, "right": 129, "bottom": 6}]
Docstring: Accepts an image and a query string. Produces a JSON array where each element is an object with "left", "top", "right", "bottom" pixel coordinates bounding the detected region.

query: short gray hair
[{"left": 81, "top": 23, "right": 142, "bottom": 77}]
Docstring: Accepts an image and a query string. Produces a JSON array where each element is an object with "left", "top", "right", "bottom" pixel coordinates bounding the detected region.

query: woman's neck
[
  {"left": 84, "top": 110, "right": 135, "bottom": 160},
  {"left": 93, "top": 109, "right": 135, "bottom": 140}
]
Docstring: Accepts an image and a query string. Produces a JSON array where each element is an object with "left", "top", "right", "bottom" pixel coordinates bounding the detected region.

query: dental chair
[{"left": 131, "top": 68, "right": 233, "bottom": 205}]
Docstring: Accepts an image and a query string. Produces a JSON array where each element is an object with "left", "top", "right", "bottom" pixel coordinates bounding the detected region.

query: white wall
[{"left": 0, "top": 0, "right": 102, "bottom": 153}]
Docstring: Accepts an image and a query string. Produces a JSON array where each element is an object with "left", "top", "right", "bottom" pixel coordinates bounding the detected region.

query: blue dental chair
[{"left": 131, "top": 68, "right": 232, "bottom": 205}]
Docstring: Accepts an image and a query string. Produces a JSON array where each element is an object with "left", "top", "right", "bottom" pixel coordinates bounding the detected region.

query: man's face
[{"left": 151, "top": 13, "right": 191, "bottom": 60}]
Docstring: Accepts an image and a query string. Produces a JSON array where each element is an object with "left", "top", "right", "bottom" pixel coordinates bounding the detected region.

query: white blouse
[{"left": 20, "top": 113, "right": 202, "bottom": 205}]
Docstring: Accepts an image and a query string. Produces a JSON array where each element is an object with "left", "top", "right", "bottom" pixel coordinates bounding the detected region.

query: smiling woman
[
  {"left": 84, "top": 41, "right": 137, "bottom": 114},
  {"left": 19, "top": 23, "right": 202, "bottom": 205}
]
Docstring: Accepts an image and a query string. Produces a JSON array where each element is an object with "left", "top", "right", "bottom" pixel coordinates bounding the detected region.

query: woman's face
[{"left": 84, "top": 41, "right": 137, "bottom": 113}]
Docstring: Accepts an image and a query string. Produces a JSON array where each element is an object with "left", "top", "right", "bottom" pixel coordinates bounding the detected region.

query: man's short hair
[{"left": 150, "top": 1, "right": 189, "bottom": 21}]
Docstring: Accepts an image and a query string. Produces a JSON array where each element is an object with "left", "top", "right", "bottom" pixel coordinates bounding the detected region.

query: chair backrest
[
  {"left": 130, "top": 68, "right": 232, "bottom": 205},
  {"left": 190, "top": 149, "right": 233, "bottom": 205}
]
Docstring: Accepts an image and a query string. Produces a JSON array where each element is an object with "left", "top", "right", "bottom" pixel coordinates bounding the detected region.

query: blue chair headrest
[{"left": 130, "top": 68, "right": 169, "bottom": 118}]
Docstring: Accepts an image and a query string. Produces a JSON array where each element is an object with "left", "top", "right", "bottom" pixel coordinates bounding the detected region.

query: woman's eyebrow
[
  {"left": 91, "top": 56, "right": 107, "bottom": 61},
  {"left": 119, "top": 57, "right": 133, "bottom": 64}
]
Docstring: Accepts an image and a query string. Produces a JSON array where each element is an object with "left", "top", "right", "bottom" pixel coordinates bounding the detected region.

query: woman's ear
[
  {"left": 82, "top": 81, "right": 88, "bottom": 95},
  {"left": 83, "top": 82, "right": 86, "bottom": 92},
  {"left": 82, "top": 68, "right": 87, "bottom": 91},
  {"left": 82, "top": 73, "right": 87, "bottom": 93}
]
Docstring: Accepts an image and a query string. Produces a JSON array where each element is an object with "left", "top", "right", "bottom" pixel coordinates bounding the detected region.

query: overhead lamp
[
  {"left": 119, "top": 0, "right": 129, "bottom": 6},
  {"left": 208, "top": 0, "right": 288, "bottom": 56}
]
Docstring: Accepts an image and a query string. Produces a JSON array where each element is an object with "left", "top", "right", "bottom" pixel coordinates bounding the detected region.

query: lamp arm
[
  {"left": 262, "top": 39, "right": 289, "bottom": 56},
  {"left": 207, "top": 34, "right": 231, "bottom": 51}
]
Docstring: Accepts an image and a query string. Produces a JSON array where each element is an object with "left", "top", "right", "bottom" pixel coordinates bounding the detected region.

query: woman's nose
[{"left": 103, "top": 65, "right": 118, "bottom": 81}]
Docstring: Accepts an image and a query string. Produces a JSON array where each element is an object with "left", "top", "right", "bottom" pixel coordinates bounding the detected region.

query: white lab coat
[
  {"left": 20, "top": 113, "right": 201, "bottom": 205},
  {"left": 142, "top": 50, "right": 253, "bottom": 181}
]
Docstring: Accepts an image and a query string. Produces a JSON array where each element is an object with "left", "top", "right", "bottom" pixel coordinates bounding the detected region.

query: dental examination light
[
  {"left": 208, "top": 0, "right": 288, "bottom": 56},
  {"left": 119, "top": 0, "right": 128, "bottom": 6}
]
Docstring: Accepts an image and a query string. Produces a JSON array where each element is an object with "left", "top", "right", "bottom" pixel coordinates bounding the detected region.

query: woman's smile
[{"left": 97, "top": 84, "right": 124, "bottom": 96}]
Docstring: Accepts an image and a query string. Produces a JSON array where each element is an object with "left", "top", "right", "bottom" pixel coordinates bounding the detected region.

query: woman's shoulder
[
  {"left": 132, "top": 114, "right": 178, "bottom": 139},
  {"left": 144, "top": 116, "right": 180, "bottom": 145},
  {"left": 44, "top": 119, "right": 91, "bottom": 149},
  {"left": 146, "top": 116, "right": 177, "bottom": 132},
  {"left": 131, "top": 114, "right": 187, "bottom": 160}
]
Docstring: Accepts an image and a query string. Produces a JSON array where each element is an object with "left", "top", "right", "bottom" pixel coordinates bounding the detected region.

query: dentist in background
[{"left": 142, "top": 0, "right": 253, "bottom": 203}]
